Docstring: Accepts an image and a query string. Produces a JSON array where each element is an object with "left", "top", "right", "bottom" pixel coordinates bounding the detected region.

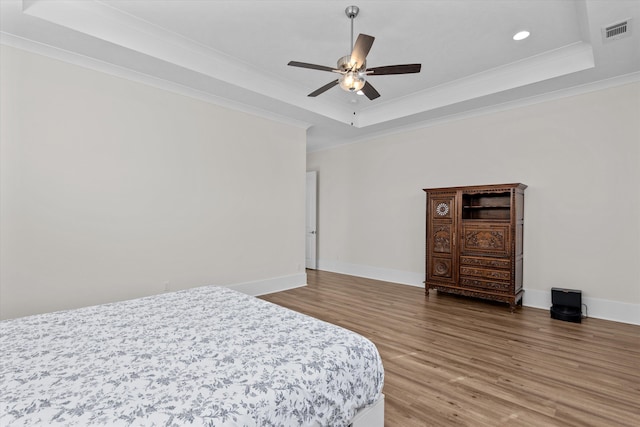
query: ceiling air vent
[{"left": 602, "top": 18, "right": 632, "bottom": 42}]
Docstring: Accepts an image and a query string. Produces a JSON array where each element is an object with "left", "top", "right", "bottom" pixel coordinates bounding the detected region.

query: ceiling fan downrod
[{"left": 345, "top": 5, "right": 360, "bottom": 53}]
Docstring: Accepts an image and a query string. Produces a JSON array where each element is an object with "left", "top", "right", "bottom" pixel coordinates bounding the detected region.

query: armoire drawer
[
  {"left": 460, "top": 266, "right": 511, "bottom": 281},
  {"left": 459, "top": 277, "right": 511, "bottom": 293},
  {"left": 460, "top": 256, "right": 511, "bottom": 270}
]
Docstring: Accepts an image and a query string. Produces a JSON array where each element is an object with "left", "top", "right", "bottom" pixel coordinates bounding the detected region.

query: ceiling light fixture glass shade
[
  {"left": 339, "top": 71, "right": 366, "bottom": 92},
  {"left": 513, "top": 30, "right": 530, "bottom": 41}
]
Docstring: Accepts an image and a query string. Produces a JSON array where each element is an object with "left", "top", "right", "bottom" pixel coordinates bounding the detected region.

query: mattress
[{"left": 0, "top": 286, "right": 384, "bottom": 426}]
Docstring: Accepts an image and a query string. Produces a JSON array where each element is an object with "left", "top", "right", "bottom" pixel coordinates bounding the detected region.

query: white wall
[
  {"left": 0, "top": 45, "right": 307, "bottom": 320},
  {"left": 308, "top": 82, "right": 640, "bottom": 324}
]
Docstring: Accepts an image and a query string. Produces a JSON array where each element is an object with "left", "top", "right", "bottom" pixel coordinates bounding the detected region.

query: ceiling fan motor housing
[{"left": 338, "top": 55, "right": 366, "bottom": 72}]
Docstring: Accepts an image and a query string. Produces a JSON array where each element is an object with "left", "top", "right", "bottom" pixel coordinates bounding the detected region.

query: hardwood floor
[{"left": 260, "top": 270, "right": 640, "bottom": 427}]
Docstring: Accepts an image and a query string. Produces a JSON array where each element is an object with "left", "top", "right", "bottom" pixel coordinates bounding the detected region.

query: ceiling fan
[{"left": 287, "top": 5, "right": 421, "bottom": 100}]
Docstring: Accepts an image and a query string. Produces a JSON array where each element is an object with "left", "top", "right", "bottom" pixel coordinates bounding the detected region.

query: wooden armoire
[{"left": 424, "top": 183, "right": 526, "bottom": 311}]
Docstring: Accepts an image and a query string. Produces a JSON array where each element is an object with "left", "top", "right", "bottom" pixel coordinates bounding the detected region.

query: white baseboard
[
  {"left": 316, "top": 259, "right": 639, "bottom": 325},
  {"left": 522, "top": 288, "right": 640, "bottom": 325},
  {"left": 317, "top": 259, "right": 424, "bottom": 287},
  {"left": 227, "top": 273, "right": 307, "bottom": 297}
]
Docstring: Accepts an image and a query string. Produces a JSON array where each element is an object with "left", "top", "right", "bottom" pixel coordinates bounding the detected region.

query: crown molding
[
  {"left": 1, "top": 33, "right": 312, "bottom": 131},
  {"left": 308, "top": 71, "right": 640, "bottom": 152}
]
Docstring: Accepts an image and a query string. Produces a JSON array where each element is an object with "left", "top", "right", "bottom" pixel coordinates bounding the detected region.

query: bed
[{"left": 0, "top": 286, "right": 384, "bottom": 426}]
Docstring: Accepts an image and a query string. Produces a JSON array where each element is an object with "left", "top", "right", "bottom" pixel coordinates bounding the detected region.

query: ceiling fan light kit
[
  {"left": 337, "top": 54, "right": 366, "bottom": 92},
  {"left": 287, "top": 5, "right": 422, "bottom": 100},
  {"left": 339, "top": 71, "right": 366, "bottom": 92}
]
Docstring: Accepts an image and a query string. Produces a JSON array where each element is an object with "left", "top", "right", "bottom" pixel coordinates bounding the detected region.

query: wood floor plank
[{"left": 260, "top": 270, "right": 640, "bottom": 426}]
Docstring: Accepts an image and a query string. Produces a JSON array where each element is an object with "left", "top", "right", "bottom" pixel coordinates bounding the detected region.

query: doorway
[{"left": 305, "top": 171, "right": 317, "bottom": 269}]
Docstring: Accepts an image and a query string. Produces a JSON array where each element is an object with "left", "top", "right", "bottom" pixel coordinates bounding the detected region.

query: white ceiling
[{"left": 1, "top": 0, "right": 639, "bottom": 151}]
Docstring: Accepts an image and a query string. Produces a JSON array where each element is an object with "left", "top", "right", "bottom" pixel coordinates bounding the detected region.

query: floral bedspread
[{"left": 0, "top": 286, "right": 384, "bottom": 426}]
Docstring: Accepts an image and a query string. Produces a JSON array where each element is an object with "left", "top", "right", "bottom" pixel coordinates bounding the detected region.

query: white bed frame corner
[{"left": 350, "top": 394, "right": 384, "bottom": 427}]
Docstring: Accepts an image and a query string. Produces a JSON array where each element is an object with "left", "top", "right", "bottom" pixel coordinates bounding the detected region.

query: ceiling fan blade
[
  {"left": 361, "top": 81, "right": 380, "bottom": 100},
  {"left": 308, "top": 80, "right": 339, "bottom": 97},
  {"left": 288, "top": 61, "right": 337, "bottom": 73},
  {"left": 366, "top": 64, "right": 422, "bottom": 75},
  {"left": 350, "top": 34, "right": 375, "bottom": 69}
]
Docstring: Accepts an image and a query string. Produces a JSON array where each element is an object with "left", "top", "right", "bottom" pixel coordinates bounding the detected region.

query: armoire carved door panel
[
  {"left": 426, "top": 194, "right": 456, "bottom": 284},
  {"left": 430, "top": 256, "right": 453, "bottom": 280},
  {"left": 460, "top": 223, "right": 511, "bottom": 257},
  {"left": 432, "top": 223, "right": 453, "bottom": 254},
  {"left": 430, "top": 197, "right": 454, "bottom": 221}
]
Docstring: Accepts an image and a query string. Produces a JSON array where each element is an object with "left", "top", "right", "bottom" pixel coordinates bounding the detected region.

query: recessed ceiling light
[{"left": 513, "top": 30, "right": 530, "bottom": 41}]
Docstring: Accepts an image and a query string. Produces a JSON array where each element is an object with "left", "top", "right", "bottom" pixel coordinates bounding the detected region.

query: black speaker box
[{"left": 550, "top": 287, "right": 582, "bottom": 323}]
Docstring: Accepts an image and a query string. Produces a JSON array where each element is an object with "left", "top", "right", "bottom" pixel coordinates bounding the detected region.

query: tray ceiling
[{"left": 1, "top": 1, "right": 639, "bottom": 150}]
